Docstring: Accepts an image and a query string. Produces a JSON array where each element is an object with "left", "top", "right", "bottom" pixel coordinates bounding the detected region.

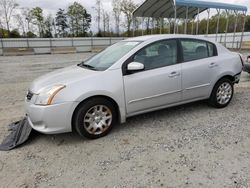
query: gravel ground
[{"left": 0, "top": 52, "right": 250, "bottom": 188}]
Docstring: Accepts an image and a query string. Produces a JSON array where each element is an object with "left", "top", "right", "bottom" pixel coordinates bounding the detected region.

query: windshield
[{"left": 82, "top": 41, "right": 141, "bottom": 71}]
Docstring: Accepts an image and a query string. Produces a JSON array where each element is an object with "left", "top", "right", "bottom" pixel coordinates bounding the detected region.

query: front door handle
[
  {"left": 209, "top": 62, "right": 218, "bottom": 68},
  {"left": 168, "top": 71, "right": 180, "bottom": 78}
]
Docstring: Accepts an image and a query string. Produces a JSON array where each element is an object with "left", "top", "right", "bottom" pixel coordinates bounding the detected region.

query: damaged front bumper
[
  {"left": 25, "top": 100, "right": 78, "bottom": 134},
  {"left": 0, "top": 117, "right": 33, "bottom": 151}
]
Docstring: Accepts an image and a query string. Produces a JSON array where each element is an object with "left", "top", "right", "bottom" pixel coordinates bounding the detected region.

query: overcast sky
[{"left": 16, "top": 0, "right": 250, "bottom": 32}]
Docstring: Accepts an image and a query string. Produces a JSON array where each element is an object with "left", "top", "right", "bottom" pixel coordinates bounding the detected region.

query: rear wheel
[
  {"left": 209, "top": 78, "right": 234, "bottom": 108},
  {"left": 73, "top": 97, "right": 117, "bottom": 139}
]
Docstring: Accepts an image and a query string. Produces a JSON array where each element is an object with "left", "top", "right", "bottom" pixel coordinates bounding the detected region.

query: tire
[
  {"left": 209, "top": 78, "right": 234, "bottom": 108},
  {"left": 73, "top": 97, "right": 118, "bottom": 139}
]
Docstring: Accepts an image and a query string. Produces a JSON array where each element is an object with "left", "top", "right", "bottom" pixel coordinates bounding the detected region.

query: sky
[{"left": 15, "top": 0, "right": 250, "bottom": 32}]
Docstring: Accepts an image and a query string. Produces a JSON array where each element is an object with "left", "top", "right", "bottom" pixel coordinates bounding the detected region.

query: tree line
[{"left": 0, "top": 0, "right": 249, "bottom": 38}]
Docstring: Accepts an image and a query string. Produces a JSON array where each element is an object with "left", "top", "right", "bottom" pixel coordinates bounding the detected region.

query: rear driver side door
[{"left": 180, "top": 39, "right": 219, "bottom": 101}]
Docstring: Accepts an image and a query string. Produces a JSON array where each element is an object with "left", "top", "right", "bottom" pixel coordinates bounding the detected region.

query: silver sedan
[{"left": 25, "top": 35, "right": 243, "bottom": 139}]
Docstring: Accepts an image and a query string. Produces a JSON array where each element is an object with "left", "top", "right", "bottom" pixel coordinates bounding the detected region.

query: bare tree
[
  {"left": 18, "top": 8, "right": 33, "bottom": 34},
  {"left": 0, "top": 0, "right": 18, "bottom": 36},
  {"left": 102, "top": 10, "right": 110, "bottom": 36},
  {"left": 120, "top": 0, "right": 137, "bottom": 36},
  {"left": 106, "top": 13, "right": 110, "bottom": 34},
  {"left": 102, "top": 9, "right": 106, "bottom": 34},
  {"left": 95, "top": 0, "right": 102, "bottom": 33},
  {"left": 112, "top": 0, "right": 121, "bottom": 36},
  {"left": 15, "top": 13, "right": 25, "bottom": 36}
]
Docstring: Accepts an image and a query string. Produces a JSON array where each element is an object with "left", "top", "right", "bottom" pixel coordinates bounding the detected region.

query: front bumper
[{"left": 25, "top": 100, "right": 78, "bottom": 134}]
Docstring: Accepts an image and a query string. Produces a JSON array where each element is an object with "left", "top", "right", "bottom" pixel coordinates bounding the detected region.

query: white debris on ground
[{"left": 0, "top": 52, "right": 250, "bottom": 187}]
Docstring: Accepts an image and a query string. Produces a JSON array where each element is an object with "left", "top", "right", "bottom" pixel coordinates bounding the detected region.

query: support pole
[
  {"left": 191, "top": 19, "right": 194, "bottom": 35},
  {"left": 184, "top": 6, "right": 189, "bottom": 34},
  {"left": 132, "top": 16, "right": 135, "bottom": 37},
  {"left": 239, "top": 11, "right": 247, "bottom": 51},
  {"left": 176, "top": 20, "right": 179, "bottom": 34},
  {"left": 167, "top": 19, "right": 171, "bottom": 34},
  {"left": 141, "top": 17, "right": 144, "bottom": 36},
  {"left": 174, "top": 5, "right": 177, "bottom": 34},
  {"left": 206, "top": 9, "right": 210, "bottom": 36},
  {"left": 161, "top": 18, "right": 164, "bottom": 34},
  {"left": 224, "top": 10, "right": 229, "bottom": 47},
  {"left": 196, "top": 8, "right": 200, "bottom": 35},
  {"left": 160, "top": 18, "right": 162, "bottom": 34},
  {"left": 232, "top": 11, "right": 238, "bottom": 49},
  {"left": 215, "top": 9, "right": 221, "bottom": 42},
  {"left": 151, "top": 18, "right": 154, "bottom": 34}
]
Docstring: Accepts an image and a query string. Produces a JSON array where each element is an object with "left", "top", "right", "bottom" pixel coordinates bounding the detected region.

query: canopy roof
[{"left": 133, "top": 0, "right": 248, "bottom": 19}]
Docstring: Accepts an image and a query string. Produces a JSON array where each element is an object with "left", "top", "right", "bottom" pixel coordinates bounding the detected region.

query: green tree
[
  {"left": 245, "top": 15, "right": 250, "bottom": 32},
  {"left": 26, "top": 31, "right": 36, "bottom": 38},
  {"left": 67, "top": 2, "right": 91, "bottom": 37},
  {"left": 0, "top": 27, "right": 8, "bottom": 37},
  {"left": 44, "top": 14, "right": 53, "bottom": 38},
  {"left": 55, "top": 8, "right": 68, "bottom": 37},
  {"left": 9, "top": 28, "right": 20, "bottom": 37},
  {"left": 30, "top": 7, "right": 44, "bottom": 37}
]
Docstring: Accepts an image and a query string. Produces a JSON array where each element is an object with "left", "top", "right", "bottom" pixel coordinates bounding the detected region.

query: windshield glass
[{"left": 82, "top": 41, "right": 141, "bottom": 71}]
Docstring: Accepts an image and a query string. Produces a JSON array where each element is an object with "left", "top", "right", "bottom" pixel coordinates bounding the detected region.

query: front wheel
[
  {"left": 73, "top": 97, "right": 118, "bottom": 139},
  {"left": 209, "top": 78, "right": 234, "bottom": 108}
]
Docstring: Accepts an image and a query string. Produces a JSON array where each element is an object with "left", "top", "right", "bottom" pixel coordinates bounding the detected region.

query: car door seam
[
  {"left": 128, "top": 89, "right": 182, "bottom": 104},
  {"left": 185, "top": 83, "right": 211, "bottom": 90}
]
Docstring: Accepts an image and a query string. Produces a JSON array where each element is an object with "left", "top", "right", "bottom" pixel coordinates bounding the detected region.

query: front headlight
[{"left": 35, "top": 85, "right": 66, "bottom": 105}]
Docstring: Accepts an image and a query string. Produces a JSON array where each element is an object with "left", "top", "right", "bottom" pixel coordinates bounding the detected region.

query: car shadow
[{"left": 113, "top": 100, "right": 210, "bottom": 133}]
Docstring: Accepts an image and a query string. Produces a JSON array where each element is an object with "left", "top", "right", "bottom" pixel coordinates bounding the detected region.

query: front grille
[{"left": 26, "top": 91, "right": 33, "bottom": 101}]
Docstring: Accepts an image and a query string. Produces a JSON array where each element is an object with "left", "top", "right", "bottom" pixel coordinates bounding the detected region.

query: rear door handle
[
  {"left": 168, "top": 71, "right": 180, "bottom": 78},
  {"left": 209, "top": 62, "right": 218, "bottom": 68}
]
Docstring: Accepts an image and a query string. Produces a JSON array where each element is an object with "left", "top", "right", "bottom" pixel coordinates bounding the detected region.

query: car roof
[{"left": 124, "top": 34, "right": 215, "bottom": 43}]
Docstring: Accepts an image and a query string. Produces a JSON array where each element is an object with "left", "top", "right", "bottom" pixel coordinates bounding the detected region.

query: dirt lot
[{"left": 0, "top": 53, "right": 250, "bottom": 188}]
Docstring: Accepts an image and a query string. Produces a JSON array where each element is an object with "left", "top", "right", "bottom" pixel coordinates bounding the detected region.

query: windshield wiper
[{"left": 77, "top": 61, "right": 96, "bottom": 70}]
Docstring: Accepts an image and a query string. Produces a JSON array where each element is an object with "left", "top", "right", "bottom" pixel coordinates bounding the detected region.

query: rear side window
[{"left": 180, "top": 39, "right": 217, "bottom": 62}]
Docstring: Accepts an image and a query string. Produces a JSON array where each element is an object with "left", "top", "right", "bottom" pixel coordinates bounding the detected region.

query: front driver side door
[{"left": 123, "top": 39, "right": 182, "bottom": 116}]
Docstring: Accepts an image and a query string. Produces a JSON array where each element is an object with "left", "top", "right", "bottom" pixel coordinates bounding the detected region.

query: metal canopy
[
  {"left": 132, "top": 0, "right": 248, "bottom": 51},
  {"left": 176, "top": 0, "right": 247, "bottom": 12},
  {"left": 133, "top": 0, "right": 247, "bottom": 19},
  {"left": 133, "top": 0, "right": 205, "bottom": 19}
]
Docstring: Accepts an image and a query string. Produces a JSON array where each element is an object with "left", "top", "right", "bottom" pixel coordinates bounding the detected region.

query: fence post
[
  {"left": 50, "top": 38, "right": 52, "bottom": 48},
  {"left": 91, "top": 37, "right": 93, "bottom": 51},
  {"left": 71, "top": 37, "right": 74, "bottom": 47},
  {"left": 26, "top": 38, "right": 29, "bottom": 48},
  {"left": 0, "top": 37, "right": 3, "bottom": 50}
]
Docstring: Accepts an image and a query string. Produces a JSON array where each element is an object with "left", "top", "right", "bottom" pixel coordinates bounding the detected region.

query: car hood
[{"left": 29, "top": 65, "right": 97, "bottom": 93}]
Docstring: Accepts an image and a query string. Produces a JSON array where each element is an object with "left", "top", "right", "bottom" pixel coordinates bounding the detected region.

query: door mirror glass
[{"left": 127, "top": 62, "right": 144, "bottom": 71}]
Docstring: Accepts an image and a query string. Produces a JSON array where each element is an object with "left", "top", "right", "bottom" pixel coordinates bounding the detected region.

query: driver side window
[{"left": 133, "top": 39, "right": 177, "bottom": 70}]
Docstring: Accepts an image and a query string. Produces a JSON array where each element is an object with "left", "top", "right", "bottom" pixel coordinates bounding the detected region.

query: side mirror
[{"left": 127, "top": 62, "right": 144, "bottom": 72}]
